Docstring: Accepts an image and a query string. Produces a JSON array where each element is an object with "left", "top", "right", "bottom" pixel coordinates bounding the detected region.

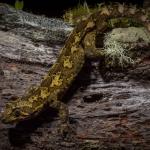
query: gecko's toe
[{"left": 58, "top": 123, "right": 76, "bottom": 139}]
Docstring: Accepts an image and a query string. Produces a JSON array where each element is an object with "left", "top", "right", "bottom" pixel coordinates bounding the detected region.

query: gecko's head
[{"left": 1, "top": 99, "right": 33, "bottom": 124}]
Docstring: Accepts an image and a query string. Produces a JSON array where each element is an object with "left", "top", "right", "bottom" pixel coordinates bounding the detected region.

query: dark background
[{"left": 0, "top": 0, "right": 144, "bottom": 17}]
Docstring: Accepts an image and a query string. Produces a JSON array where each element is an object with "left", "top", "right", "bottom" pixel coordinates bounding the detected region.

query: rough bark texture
[{"left": 0, "top": 4, "right": 150, "bottom": 150}]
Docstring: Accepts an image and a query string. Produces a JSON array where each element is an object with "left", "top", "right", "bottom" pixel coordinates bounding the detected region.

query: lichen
[
  {"left": 104, "top": 36, "right": 134, "bottom": 68},
  {"left": 103, "top": 27, "right": 150, "bottom": 68}
]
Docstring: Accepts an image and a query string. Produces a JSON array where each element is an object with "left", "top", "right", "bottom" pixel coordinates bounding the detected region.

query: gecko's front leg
[
  {"left": 47, "top": 96, "right": 75, "bottom": 137},
  {"left": 83, "top": 30, "right": 105, "bottom": 59}
]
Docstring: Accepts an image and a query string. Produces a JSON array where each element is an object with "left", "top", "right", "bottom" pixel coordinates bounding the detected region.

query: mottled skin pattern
[{"left": 1, "top": 4, "right": 150, "bottom": 133}]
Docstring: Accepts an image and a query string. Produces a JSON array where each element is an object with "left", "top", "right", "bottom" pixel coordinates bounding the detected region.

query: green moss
[
  {"left": 107, "top": 18, "right": 142, "bottom": 29},
  {"left": 14, "top": 0, "right": 24, "bottom": 10},
  {"left": 63, "top": 1, "right": 99, "bottom": 25}
]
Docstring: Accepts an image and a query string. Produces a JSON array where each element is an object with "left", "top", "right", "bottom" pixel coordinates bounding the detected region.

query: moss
[
  {"left": 107, "top": 18, "right": 142, "bottom": 29},
  {"left": 63, "top": 1, "right": 99, "bottom": 25},
  {"left": 14, "top": 0, "right": 24, "bottom": 10}
]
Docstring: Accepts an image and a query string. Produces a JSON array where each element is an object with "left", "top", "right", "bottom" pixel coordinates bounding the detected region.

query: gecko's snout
[
  {"left": 1, "top": 111, "right": 7, "bottom": 123},
  {"left": 1, "top": 109, "right": 8, "bottom": 123},
  {"left": 0, "top": 108, "right": 4, "bottom": 117},
  {"left": 1, "top": 114, "right": 16, "bottom": 124},
  {"left": 0, "top": 108, "right": 15, "bottom": 124}
]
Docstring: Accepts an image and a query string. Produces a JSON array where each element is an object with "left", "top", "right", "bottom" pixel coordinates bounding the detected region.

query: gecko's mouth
[
  {"left": 1, "top": 112, "right": 25, "bottom": 124},
  {"left": 1, "top": 116, "right": 29, "bottom": 124},
  {"left": 1, "top": 116, "right": 16, "bottom": 124}
]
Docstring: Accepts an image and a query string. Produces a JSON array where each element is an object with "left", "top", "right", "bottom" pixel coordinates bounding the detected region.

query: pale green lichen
[
  {"left": 103, "top": 27, "right": 150, "bottom": 68},
  {"left": 104, "top": 40, "right": 134, "bottom": 68}
]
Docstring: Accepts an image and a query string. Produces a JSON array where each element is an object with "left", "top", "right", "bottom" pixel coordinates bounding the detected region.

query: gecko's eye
[{"left": 14, "top": 109, "right": 20, "bottom": 117}]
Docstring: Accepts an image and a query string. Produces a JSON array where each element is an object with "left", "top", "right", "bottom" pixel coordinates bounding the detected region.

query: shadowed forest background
[{"left": 0, "top": 0, "right": 144, "bottom": 17}]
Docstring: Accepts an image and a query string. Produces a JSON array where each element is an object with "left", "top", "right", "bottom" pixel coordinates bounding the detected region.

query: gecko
[{"left": 1, "top": 3, "right": 150, "bottom": 134}]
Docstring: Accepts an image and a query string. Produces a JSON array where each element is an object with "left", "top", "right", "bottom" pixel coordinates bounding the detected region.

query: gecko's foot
[{"left": 58, "top": 123, "right": 76, "bottom": 139}]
